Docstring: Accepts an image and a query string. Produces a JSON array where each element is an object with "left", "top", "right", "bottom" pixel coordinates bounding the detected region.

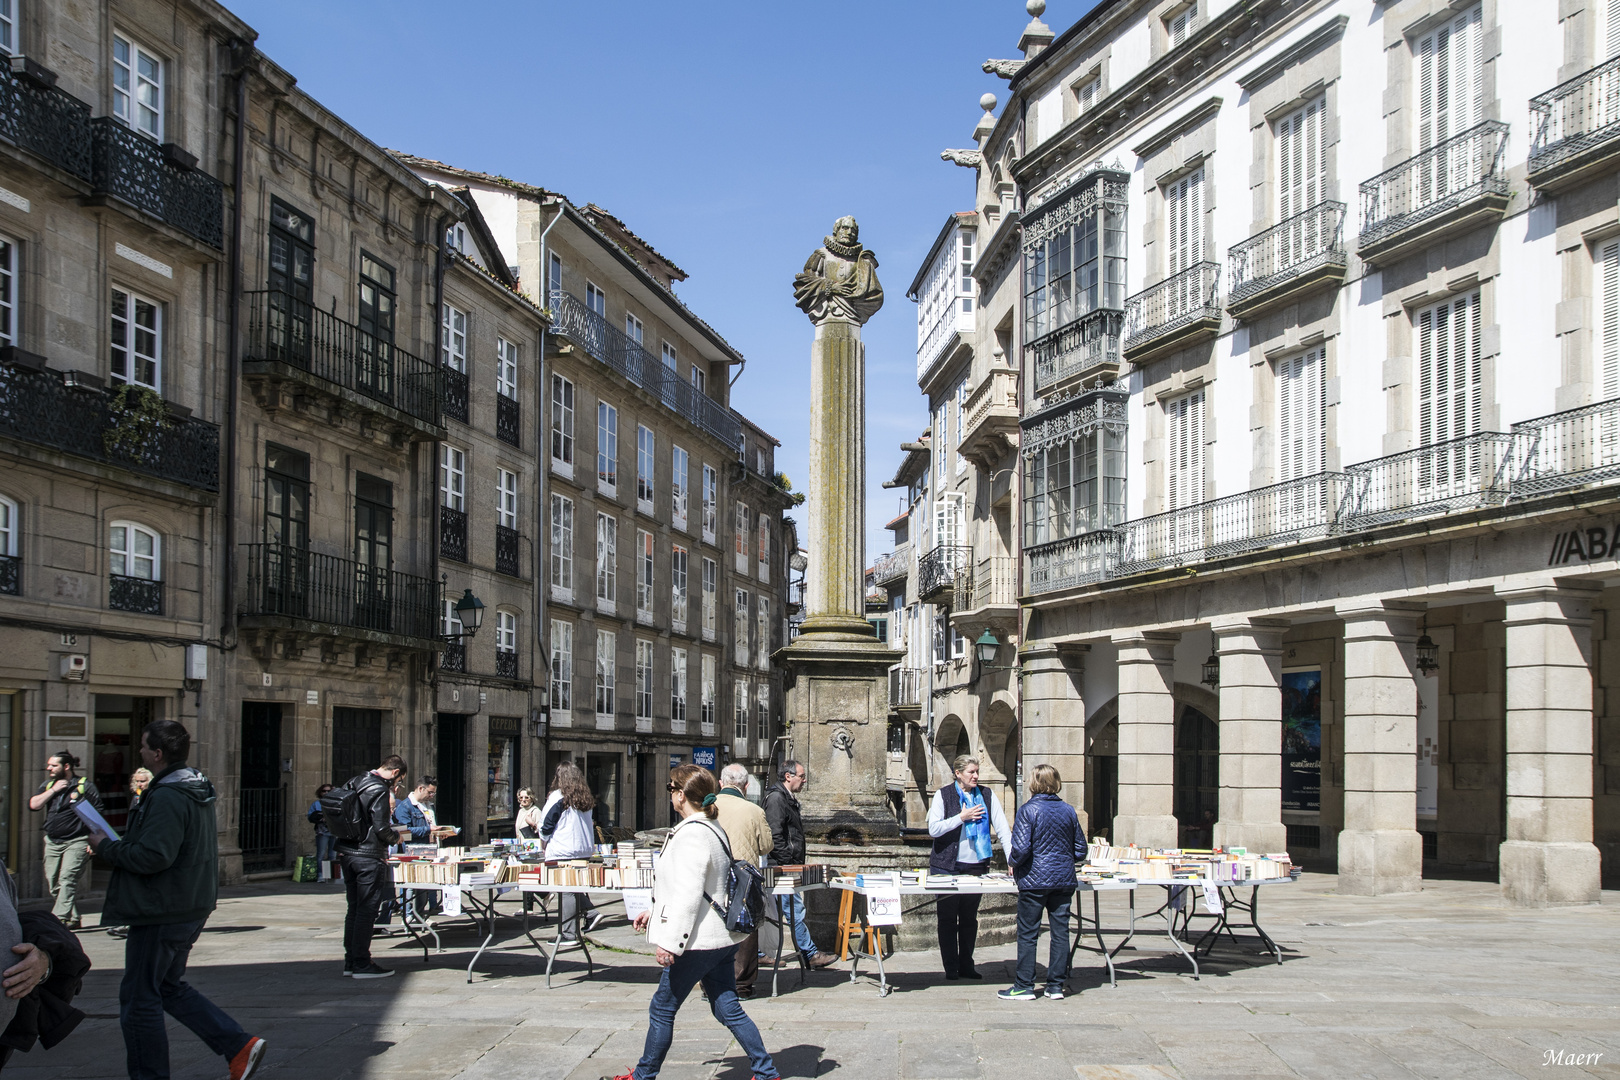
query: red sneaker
[
  {"left": 229, "top": 1036, "right": 266, "bottom": 1080},
  {"left": 599, "top": 1073, "right": 635, "bottom": 1080}
]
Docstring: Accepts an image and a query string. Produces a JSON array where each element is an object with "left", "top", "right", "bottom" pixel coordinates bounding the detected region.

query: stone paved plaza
[{"left": 13, "top": 875, "right": 1618, "bottom": 1080}]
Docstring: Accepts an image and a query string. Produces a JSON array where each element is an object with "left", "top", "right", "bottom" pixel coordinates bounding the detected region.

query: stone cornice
[{"left": 1236, "top": 15, "right": 1349, "bottom": 93}]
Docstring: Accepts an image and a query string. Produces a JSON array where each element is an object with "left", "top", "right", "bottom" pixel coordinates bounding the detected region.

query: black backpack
[
  {"left": 320, "top": 775, "right": 380, "bottom": 842},
  {"left": 697, "top": 820, "right": 769, "bottom": 935}
]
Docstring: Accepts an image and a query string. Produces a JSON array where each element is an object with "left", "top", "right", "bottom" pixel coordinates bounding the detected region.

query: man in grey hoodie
[{"left": 88, "top": 720, "right": 266, "bottom": 1080}]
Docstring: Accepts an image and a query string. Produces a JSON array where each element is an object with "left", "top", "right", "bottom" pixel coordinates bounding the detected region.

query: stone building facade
[{"left": 922, "top": 0, "right": 1619, "bottom": 902}]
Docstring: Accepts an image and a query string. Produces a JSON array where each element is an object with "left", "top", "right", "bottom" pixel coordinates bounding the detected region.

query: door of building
[
  {"left": 239, "top": 702, "right": 285, "bottom": 872},
  {"left": 435, "top": 714, "right": 466, "bottom": 835},
  {"left": 635, "top": 753, "right": 657, "bottom": 832},
  {"left": 586, "top": 752, "right": 620, "bottom": 833},
  {"left": 353, "top": 474, "right": 393, "bottom": 633},
  {"left": 93, "top": 695, "right": 157, "bottom": 833},
  {"left": 1174, "top": 706, "right": 1219, "bottom": 848},
  {"left": 331, "top": 707, "right": 383, "bottom": 787}
]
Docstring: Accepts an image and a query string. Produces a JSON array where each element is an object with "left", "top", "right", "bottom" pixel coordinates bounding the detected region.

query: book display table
[
  {"left": 393, "top": 881, "right": 518, "bottom": 982},
  {"left": 1188, "top": 877, "right": 1296, "bottom": 964}
]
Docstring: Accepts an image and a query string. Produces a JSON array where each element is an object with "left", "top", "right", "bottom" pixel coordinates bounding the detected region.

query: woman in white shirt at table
[
  {"left": 925, "top": 755, "right": 1012, "bottom": 980},
  {"left": 601, "top": 765, "right": 779, "bottom": 1080},
  {"left": 540, "top": 763, "right": 597, "bottom": 940}
]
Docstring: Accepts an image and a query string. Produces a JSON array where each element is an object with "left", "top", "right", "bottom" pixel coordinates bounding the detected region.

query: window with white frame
[
  {"left": 1417, "top": 292, "right": 1483, "bottom": 454},
  {"left": 498, "top": 468, "right": 518, "bottom": 529},
  {"left": 734, "top": 588, "right": 750, "bottom": 667},
  {"left": 960, "top": 231, "right": 975, "bottom": 313},
  {"left": 702, "top": 556, "right": 717, "bottom": 639},
  {"left": 1415, "top": 4, "right": 1483, "bottom": 155},
  {"left": 701, "top": 654, "right": 716, "bottom": 729},
  {"left": 625, "top": 314, "right": 644, "bottom": 344},
  {"left": 934, "top": 492, "right": 964, "bottom": 550},
  {"left": 671, "top": 545, "right": 689, "bottom": 629},
  {"left": 756, "top": 683, "right": 770, "bottom": 748},
  {"left": 933, "top": 612, "right": 947, "bottom": 666},
  {"left": 671, "top": 647, "right": 688, "bottom": 726},
  {"left": 113, "top": 33, "right": 163, "bottom": 141},
  {"left": 442, "top": 304, "right": 467, "bottom": 372},
  {"left": 1277, "top": 349, "right": 1326, "bottom": 482},
  {"left": 110, "top": 288, "right": 161, "bottom": 391},
  {"left": 497, "top": 338, "right": 518, "bottom": 399},
  {"left": 551, "top": 374, "right": 575, "bottom": 468},
  {"left": 596, "top": 513, "right": 617, "bottom": 607},
  {"left": 1277, "top": 96, "right": 1326, "bottom": 223},
  {"left": 0, "top": 1, "right": 14, "bottom": 56},
  {"left": 1075, "top": 73, "right": 1102, "bottom": 116},
  {"left": 671, "top": 445, "right": 689, "bottom": 528},
  {"left": 637, "top": 425, "right": 655, "bottom": 508},
  {"left": 110, "top": 521, "right": 159, "bottom": 580},
  {"left": 441, "top": 446, "right": 465, "bottom": 510},
  {"left": 447, "top": 223, "right": 468, "bottom": 254},
  {"left": 0, "top": 238, "right": 14, "bottom": 346},
  {"left": 1165, "top": 1, "right": 1198, "bottom": 48},
  {"left": 734, "top": 503, "right": 750, "bottom": 572},
  {"left": 1166, "top": 388, "right": 1206, "bottom": 510},
  {"left": 955, "top": 380, "right": 969, "bottom": 474},
  {"left": 691, "top": 364, "right": 707, "bottom": 395},
  {"left": 756, "top": 596, "right": 770, "bottom": 672},
  {"left": 586, "top": 282, "right": 605, "bottom": 318},
  {"left": 496, "top": 609, "right": 517, "bottom": 653},
  {"left": 550, "top": 620, "right": 573, "bottom": 713},
  {"left": 951, "top": 625, "right": 966, "bottom": 660},
  {"left": 1599, "top": 241, "right": 1620, "bottom": 407},
  {"left": 934, "top": 402, "right": 948, "bottom": 479},
  {"left": 1166, "top": 168, "right": 1204, "bottom": 280},
  {"left": 442, "top": 598, "right": 464, "bottom": 640},
  {"left": 0, "top": 493, "right": 15, "bottom": 558},
  {"left": 597, "top": 401, "right": 618, "bottom": 492},
  {"left": 636, "top": 528, "right": 655, "bottom": 619},
  {"left": 662, "top": 342, "right": 678, "bottom": 372},
  {"left": 702, "top": 464, "right": 718, "bottom": 543},
  {"left": 548, "top": 252, "right": 562, "bottom": 295},
  {"left": 756, "top": 514, "right": 770, "bottom": 583},
  {"left": 550, "top": 494, "right": 574, "bottom": 594},
  {"left": 595, "top": 629, "right": 616, "bottom": 717},
  {"left": 635, "top": 639, "right": 654, "bottom": 722},
  {"left": 734, "top": 678, "right": 750, "bottom": 742}
]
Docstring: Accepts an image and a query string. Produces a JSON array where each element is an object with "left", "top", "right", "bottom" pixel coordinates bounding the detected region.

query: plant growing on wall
[{"left": 102, "top": 383, "right": 169, "bottom": 461}]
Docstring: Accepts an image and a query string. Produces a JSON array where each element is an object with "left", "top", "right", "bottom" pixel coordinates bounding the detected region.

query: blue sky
[{"left": 227, "top": 0, "right": 1096, "bottom": 558}]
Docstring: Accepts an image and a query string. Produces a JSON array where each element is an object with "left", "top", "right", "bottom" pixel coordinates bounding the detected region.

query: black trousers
[
  {"left": 936, "top": 861, "right": 988, "bottom": 976},
  {"left": 340, "top": 852, "right": 390, "bottom": 967}
]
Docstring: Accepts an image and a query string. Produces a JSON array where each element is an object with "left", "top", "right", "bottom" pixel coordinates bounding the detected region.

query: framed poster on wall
[{"left": 1280, "top": 668, "right": 1322, "bottom": 813}]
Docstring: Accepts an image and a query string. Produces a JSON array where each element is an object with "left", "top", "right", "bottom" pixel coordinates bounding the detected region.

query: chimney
[{"left": 1019, "top": 0, "right": 1055, "bottom": 59}]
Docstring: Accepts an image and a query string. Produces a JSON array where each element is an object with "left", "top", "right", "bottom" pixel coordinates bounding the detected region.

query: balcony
[
  {"left": 443, "top": 367, "right": 469, "bottom": 424},
  {"left": 496, "top": 649, "right": 518, "bottom": 680},
  {"left": 0, "top": 553, "right": 16, "bottom": 595},
  {"left": 89, "top": 118, "right": 223, "bottom": 249},
  {"left": 953, "top": 556, "right": 1017, "bottom": 626},
  {"left": 243, "top": 289, "right": 442, "bottom": 438},
  {"left": 1511, "top": 398, "right": 1620, "bottom": 497},
  {"left": 496, "top": 394, "right": 521, "bottom": 447},
  {"left": 888, "top": 666, "right": 923, "bottom": 711},
  {"left": 1357, "top": 121, "right": 1509, "bottom": 266},
  {"left": 240, "top": 543, "right": 438, "bottom": 644},
  {"left": 0, "top": 59, "right": 91, "bottom": 181},
  {"left": 440, "top": 506, "right": 467, "bottom": 563},
  {"left": 1027, "top": 531, "right": 1124, "bottom": 593},
  {"left": 959, "top": 367, "right": 1020, "bottom": 465},
  {"left": 917, "top": 543, "right": 971, "bottom": 604},
  {"left": 1341, "top": 432, "right": 1512, "bottom": 530},
  {"left": 917, "top": 291, "right": 974, "bottom": 385},
  {"left": 1226, "top": 202, "right": 1347, "bottom": 321},
  {"left": 1122, "top": 262, "right": 1222, "bottom": 364},
  {"left": 496, "top": 525, "right": 522, "bottom": 577},
  {"left": 870, "top": 545, "right": 910, "bottom": 588},
  {"left": 440, "top": 641, "right": 466, "bottom": 674},
  {"left": 1530, "top": 57, "right": 1620, "bottom": 194},
  {"left": 109, "top": 574, "right": 162, "bottom": 615},
  {"left": 0, "top": 359, "right": 220, "bottom": 494},
  {"left": 1030, "top": 311, "right": 1125, "bottom": 394},
  {"left": 549, "top": 291, "right": 742, "bottom": 448}
]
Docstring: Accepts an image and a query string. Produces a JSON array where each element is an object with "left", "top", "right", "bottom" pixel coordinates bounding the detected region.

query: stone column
[
  {"left": 1336, "top": 604, "right": 1423, "bottom": 896},
  {"left": 1498, "top": 585, "right": 1602, "bottom": 905},
  {"left": 1211, "top": 619, "right": 1289, "bottom": 854},
  {"left": 1019, "top": 643, "right": 1087, "bottom": 825},
  {"left": 1112, "top": 632, "right": 1179, "bottom": 848}
]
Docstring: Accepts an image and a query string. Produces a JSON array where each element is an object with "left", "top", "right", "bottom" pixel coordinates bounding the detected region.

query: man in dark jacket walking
[
  {"left": 87, "top": 719, "right": 266, "bottom": 1080},
  {"left": 335, "top": 755, "right": 409, "bottom": 979},
  {"left": 761, "top": 761, "right": 834, "bottom": 969},
  {"left": 998, "top": 764, "right": 1089, "bottom": 1002}
]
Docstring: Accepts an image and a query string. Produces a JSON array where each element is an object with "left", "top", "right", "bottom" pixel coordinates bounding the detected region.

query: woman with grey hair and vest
[{"left": 926, "top": 755, "right": 1011, "bottom": 980}]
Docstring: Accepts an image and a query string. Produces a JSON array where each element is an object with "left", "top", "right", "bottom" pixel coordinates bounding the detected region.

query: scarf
[{"left": 958, "top": 784, "right": 993, "bottom": 862}]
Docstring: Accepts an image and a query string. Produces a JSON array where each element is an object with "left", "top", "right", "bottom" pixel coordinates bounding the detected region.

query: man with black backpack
[{"left": 324, "top": 756, "right": 409, "bottom": 979}]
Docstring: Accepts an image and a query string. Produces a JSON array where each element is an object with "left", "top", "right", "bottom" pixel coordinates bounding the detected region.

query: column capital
[
  {"left": 1211, "top": 618, "right": 1290, "bottom": 649},
  {"left": 1497, "top": 582, "right": 1600, "bottom": 627},
  {"left": 1111, "top": 631, "right": 1180, "bottom": 662},
  {"left": 1336, "top": 601, "right": 1423, "bottom": 641}
]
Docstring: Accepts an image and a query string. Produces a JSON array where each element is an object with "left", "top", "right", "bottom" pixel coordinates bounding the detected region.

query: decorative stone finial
[
  {"left": 1019, "top": 0, "right": 1055, "bottom": 58},
  {"left": 980, "top": 92, "right": 999, "bottom": 113},
  {"left": 1027, "top": 0, "right": 1046, "bottom": 15}
]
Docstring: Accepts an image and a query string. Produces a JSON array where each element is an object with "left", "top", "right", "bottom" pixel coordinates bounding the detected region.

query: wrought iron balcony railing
[
  {"left": 1123, "top": 262, "right": 1221, "bottom": 356},
  {"left": 90, "top": 118, "right": 223, "bottom": 249},
  {"left": 1510, "top": 398, "right": 1620, "bottom": 497},
  {"left": 1530, "top": 55, "right": 1620, "bottom": 182},
  {"left": 440, "top": 641, "right": 466, "bottom": 674},
  {"left": 917, "top": 544, "right": 971, "bottom": 601},
  {"left": 442, "top": 367, "right": 469, "bottom": 423},
  {"left": 0, "top": 553, "right": 16, "bottom": 595},
  {"left": 1227, "top": 202, "right": 1347, "bottom": 311},
  {"left": 1027, "top": 531, "right": 1123, "bottom": 593},
  {"left": 870, "top": 545, "right": 910, "bottom": 587},
  {"left": 888, "top": 666, "right": 923, "bottom": 708},
  {"left": 1358, "top": 121, "right": 1509, "bottom": 253},
  {"left": 1341, "top": 432, "right": 1512, "bottom": 529},
  {"left": 496, "top": 394, "right": 520, "bottom": 447},
  {"left": 496, "top": 525, "right": 521, "bottom": 577},
  {"left": 439, "top": 506, "right": 467, "bottom": 563},
  {"left": 244, "top": 289, "right": 440, "bottom": 427},
  {"left": 549, "top": 291, "right": 742, "bottom": 448},
  {"left": 240, "top": 543, "right": 438, "bottom": 641},
  {"left": 496, "top": 649, "right": 519, "bottom": 680},
  {"left": 0, "top": 60, "right": 91, "bottom": 180},
  {"left": 109, "top": 573, "right": 162, "bottom": 615},
  {"left": 0, "top": 361, "right": 220, "bottom": 491},
  {"left": 958, "top": 556, "right": 1016, "bottom": 612},
  {"left": 1031, "top": 310, "right": 1125, "bottom": 392}
]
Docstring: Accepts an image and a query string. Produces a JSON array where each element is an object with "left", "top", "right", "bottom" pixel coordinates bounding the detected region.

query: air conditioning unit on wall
[{"left": 60, "top": 654, "right": 87, "bottom": 681}]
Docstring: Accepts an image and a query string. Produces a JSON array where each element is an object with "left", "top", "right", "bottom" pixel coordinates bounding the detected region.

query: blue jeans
[
  {"left": 1012, "top": 888, "right": 1073, "bottom": 993},
  {"left": 778, "top": 892, "right": 816, "bottom": 958},
  {"left": 634, "top": 945, "right": 778, "bottom": 1080},
  {"left": 315, "top": 831, "right": 337, "bottom": 866},
  {"left": 120, "top": 920, "right": 250, "bottom": 1080}
]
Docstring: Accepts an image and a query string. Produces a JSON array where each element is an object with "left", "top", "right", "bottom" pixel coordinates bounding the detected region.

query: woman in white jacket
[{"left": 603, "top": 764, "right": 779, "bottom": 1080}]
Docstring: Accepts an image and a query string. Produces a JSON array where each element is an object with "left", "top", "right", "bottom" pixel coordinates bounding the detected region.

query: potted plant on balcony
[{"left": 103, "top": 383, "right": 170, "bottom": 463}]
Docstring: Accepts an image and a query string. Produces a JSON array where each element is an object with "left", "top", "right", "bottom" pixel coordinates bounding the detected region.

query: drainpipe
[
  {"left": 222, "top": 39, "right": 252, "bottom": 642},
  {"left": 536, "top": 199, "right": 562, "bottom": 771},
  {"left": 430, "top": 208, "right": 454, "bottom": 723}
]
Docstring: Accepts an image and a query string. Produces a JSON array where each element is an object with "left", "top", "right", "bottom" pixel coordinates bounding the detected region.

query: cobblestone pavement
[{"left": 10, "top": 873, "right": 1618, "bottom": 1079}]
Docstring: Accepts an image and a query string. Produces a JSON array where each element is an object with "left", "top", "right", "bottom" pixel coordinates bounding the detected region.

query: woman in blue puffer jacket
[{"left": 998, "top": 764, "right": 1089, "bottom": 1002}]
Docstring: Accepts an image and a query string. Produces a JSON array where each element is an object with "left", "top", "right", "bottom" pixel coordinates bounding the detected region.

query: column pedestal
[
  {"left": 1112, "top": 632, "right": 1179, "bottom": 849},
  {"left": 1211, "top": 619, "right": 1289, "bottom": 854},
  {"left": 1498, "top": 586, "right": 1602, "bottom": 906},
  {"left": 1336, "top": 605, "right": 1423, "bottom": 896}
]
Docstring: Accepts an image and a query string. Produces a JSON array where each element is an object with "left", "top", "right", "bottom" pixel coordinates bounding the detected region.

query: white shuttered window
[
  {"left": 1277, "top": 349, "right": 1326, "bottom": 482},
  {"left": 1415, "top": 4, "right": 1483, "bottom": 152},
  {"left": 1167, "top": 169, "right": 1203, "bottom": 277},
  {"left": 1166, "top": 389, "right": 1206, "bottom": 510}
]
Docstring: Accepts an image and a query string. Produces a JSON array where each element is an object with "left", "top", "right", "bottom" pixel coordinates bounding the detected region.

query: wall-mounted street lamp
[
  {"left": 1415, "top": 618, "right": 1439, "bottom": 675},
  {"left": 445, "top": 587, "right": 485, "bottom": 639},
  {"left": 973, "top": 629, "right": 1020, "bottom": 684},
  {"left": 1201, "top": 651, "right": 1220, "bottom": 688}
]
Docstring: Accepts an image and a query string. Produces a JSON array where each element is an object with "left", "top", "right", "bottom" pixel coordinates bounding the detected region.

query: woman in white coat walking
[{"left": 602, "top": 764, "right": 779, "bottom": 1080}]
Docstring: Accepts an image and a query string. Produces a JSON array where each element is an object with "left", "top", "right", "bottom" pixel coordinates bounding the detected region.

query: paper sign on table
[
  {"left": 442, "top": 886, "right": 462, "bottom": 917},
  {"left": 72, "top": 800, "right": 120, "bottom": 842},
  {"left": 1200, "top": 880, "right": 1223, "bottom": 915},
  {"left": 622, "top": 888, "right": 653, "bottom": 921},
  {"left": 865, "top": 885, "right": 903, "bottom": 926}
]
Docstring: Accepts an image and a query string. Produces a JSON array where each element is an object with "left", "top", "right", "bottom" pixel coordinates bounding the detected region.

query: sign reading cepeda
[{"left": 1548, "top": 525, "right": 1620, "bottom": 565}]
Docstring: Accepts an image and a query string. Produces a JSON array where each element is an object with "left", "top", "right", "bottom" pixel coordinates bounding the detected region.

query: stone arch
[
  {"left": 934, "top": 714, "right": 971, "bottom": 765},
  {"left": 978, "top": 699, "right": 1018, "bottom": 784}
]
